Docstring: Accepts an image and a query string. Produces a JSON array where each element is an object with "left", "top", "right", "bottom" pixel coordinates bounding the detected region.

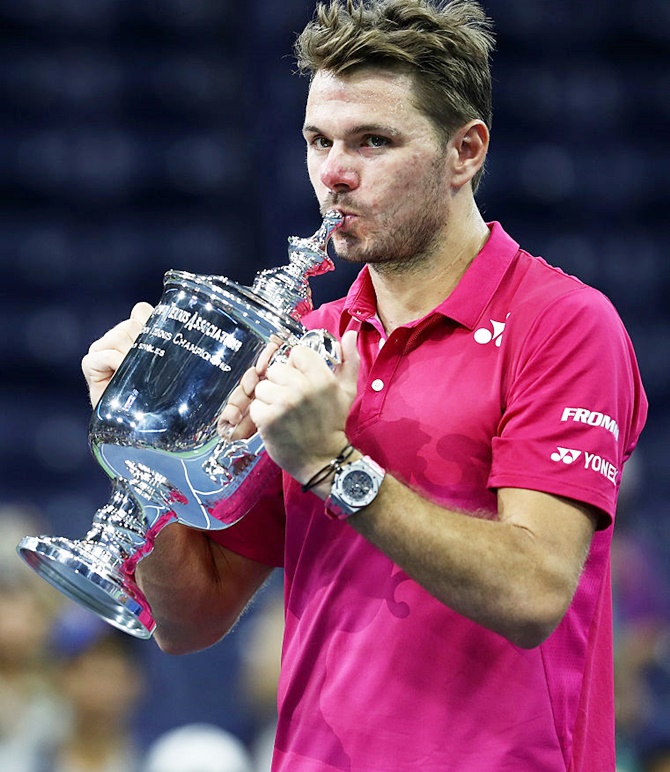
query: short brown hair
[{"left": 295, "top": 0, "right": 495, "bottom": 189}]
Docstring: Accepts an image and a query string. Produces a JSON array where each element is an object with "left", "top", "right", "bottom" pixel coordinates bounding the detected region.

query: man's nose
[{"left": 320, "top": 145, "right": 360, "bottom": 192}]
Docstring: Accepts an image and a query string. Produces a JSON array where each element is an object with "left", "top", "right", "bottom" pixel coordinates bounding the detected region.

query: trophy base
[{"left": 17, "top": 535, "right": 156, "bottom": 640}]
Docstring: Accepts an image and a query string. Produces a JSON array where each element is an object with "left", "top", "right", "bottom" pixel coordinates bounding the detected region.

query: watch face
[
  {"left": 342, "top": 469, "right": 375, "bottom": 503},
  {"left": 327, "top": 456, "right": 385, "bottom": 519}
]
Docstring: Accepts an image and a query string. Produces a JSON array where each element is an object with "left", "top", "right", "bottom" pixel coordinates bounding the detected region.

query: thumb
[
  {"left": 130, "top": 301, "right": 154, "bottom": 325},
  {"left": 337, "top": 329, "right": 360, "bottom": 400}
]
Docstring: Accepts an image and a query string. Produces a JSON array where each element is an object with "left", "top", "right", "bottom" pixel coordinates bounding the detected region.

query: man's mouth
[{"left": 333, "top": 210, "right": 358, "bottom": 230}]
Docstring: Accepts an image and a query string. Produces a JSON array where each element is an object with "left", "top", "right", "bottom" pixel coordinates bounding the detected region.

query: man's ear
[{"left": 447, "top": 120, "right": 489, "bottom": 189}]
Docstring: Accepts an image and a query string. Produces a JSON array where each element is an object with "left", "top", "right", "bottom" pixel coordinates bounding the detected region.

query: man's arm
[
  {"left": 345, "top": 480, "right": 596, "bottom": 648},
  {"left": 82, "top": 304, "right": 275, "bottom": 654},
  {"left": 135, "top": 523, "right": 273, "bottom": 654},
  {"left": 247, "top": 331, "right": 598, "bottom": 649}
]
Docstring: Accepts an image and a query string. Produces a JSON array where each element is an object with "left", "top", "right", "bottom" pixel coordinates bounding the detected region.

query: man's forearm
[
  {"left": 312, "top": 464, "right": 595, "bottom": 648},
  {"left": 136, "top": 522, "right": 272, "bottom": 654}
]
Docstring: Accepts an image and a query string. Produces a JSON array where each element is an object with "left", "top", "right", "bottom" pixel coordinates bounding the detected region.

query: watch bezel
[{"left": 325, "top": 455, "right": 385, "bottom": 520}]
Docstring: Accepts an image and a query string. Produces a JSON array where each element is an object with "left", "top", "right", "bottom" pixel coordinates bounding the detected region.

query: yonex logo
[
  {"left": 550, "top": 447, "right": 618, "bottom": 484},
  {"left": 584, "top": 452, "right": 618, "bottom": 484},
  {"left": 551, "top": 447, "right": 582, "bottom": 464},
  {"left": 474, "top": 314, "right": 510, "bottom": 347}
]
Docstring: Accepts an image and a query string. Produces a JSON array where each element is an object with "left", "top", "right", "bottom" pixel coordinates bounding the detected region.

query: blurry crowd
[
  {"left": 0, "top": 504, "right": 282, "bottom": 772},
  {"left": 2, "top": 457, "right": 670, "bottom": 771},
  {"left": 612, "top": 462, "right": 670, "bottom": 772}
]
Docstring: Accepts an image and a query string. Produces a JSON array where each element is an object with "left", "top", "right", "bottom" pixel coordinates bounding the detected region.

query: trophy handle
[
  {"left": 271, "top": 328, "right": 341, "bottom": 369},
  {"left": 203, "top": 329, "right": 341, "bottom": 524}
]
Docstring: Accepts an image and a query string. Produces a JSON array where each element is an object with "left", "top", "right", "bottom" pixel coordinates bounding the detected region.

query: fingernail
[{"left": 218, "top": 421, "right": 235, "bottom": 439}]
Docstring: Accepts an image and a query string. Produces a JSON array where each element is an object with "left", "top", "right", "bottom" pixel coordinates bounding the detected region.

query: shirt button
[{"left": 371, "top": 378, "right": 385, "bottom": 392}]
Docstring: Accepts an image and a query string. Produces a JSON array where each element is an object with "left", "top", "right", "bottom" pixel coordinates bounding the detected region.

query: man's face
[{"left": 303, "top": 68, "right": 451, "bottom": 271}]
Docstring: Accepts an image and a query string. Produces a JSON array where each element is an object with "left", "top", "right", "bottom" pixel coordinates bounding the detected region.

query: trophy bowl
[{"left": 17, "top": 211, "right": 343, "bottom": 639}]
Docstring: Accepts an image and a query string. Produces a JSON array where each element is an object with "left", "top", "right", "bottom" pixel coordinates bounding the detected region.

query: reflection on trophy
[{"left": 17, "top": 210, "right": 343, "bottom": 640}]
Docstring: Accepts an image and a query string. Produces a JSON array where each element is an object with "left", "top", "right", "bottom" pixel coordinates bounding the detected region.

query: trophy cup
[{"left": 17, "top": 210, "right": 343, "bottom": 640}]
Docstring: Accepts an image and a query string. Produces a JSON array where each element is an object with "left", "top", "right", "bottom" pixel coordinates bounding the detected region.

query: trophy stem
[{"left": 17, "top": 481, "right": 165, "bottom": 639}]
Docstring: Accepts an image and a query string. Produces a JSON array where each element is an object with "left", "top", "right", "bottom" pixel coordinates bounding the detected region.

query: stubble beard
[
  {"left": 333, "top": 213, "right": 446, "bottom": 278},
  {"left": 323, "top": 156, "right": 450, "bottom": 277}
]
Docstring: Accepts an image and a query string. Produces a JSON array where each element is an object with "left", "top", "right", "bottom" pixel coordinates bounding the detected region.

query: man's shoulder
[
  {"left": 511, "top": 247, "right": 615, "bottom": 317},
  {"left": 301, "top": 295, "right": 350, "bottom": 334}
]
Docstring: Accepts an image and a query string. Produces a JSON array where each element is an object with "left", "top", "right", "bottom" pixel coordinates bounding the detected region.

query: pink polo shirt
[{"left": 211, "top": 222, "right": 647, "bottom": 771}]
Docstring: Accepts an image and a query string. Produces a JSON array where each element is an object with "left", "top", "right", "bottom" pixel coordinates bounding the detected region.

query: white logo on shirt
[
  {"left": 583, "top": 452, "right": 618, "bottom": 484},
  {"left": 474, "top": 314, "right": 510, "bottom": 347},
  {"left": 561, "top": 407, "right": 620, "bottom": 442},
  {"left": 550, "top": 447, "right": 618, "bottom": 485},
  {"left": 551, "top": 447, "right": 582, "bottom": 464}
]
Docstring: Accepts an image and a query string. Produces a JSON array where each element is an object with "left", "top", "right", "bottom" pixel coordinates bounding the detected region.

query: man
[{"left": 82, "top": 1, "right": 647, "bottom": 769}]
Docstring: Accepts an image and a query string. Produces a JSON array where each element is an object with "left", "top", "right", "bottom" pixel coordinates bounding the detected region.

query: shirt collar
[{"left": 342, "top": 222, "right": 520, "bottom": 331}]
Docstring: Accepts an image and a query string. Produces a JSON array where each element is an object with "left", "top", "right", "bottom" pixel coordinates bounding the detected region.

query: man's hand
[
  {"left": 249, "top": 329, "right": 360, "bottom": 484},
  {"left": 217, "top": 338, "right": 281, "bottom": 441},
  {"left": 81, "top": 302, "right": 153, "bottom": 407}
]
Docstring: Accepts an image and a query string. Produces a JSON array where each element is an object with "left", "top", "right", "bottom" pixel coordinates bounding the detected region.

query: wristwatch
[{"left": 325, "top": 455, "right": 386, "bottom": 520}]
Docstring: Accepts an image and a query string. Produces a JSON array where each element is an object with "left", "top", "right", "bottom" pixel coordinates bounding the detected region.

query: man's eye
[
  {"left": 363, "top": 135, "right": 389, "bottom": 148},
  {"left": 310, "top": 136, "right": 332, "bottom": 150}
]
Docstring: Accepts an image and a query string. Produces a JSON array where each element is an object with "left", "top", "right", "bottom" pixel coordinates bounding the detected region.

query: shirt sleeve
[{"left": 488, "top": 287, "right": 647, "bottom": 528}]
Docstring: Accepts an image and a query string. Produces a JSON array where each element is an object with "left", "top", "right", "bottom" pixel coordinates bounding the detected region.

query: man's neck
[{"left": 370, "top": 206, "right": 490, "bottom": 333}]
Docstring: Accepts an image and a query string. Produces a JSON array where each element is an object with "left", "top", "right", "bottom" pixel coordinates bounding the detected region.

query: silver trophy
[{"left": 17, "top": 210, "right": 343, "bottom": 639}]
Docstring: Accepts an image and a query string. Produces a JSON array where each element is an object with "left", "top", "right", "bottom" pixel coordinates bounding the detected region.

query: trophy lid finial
[{"left": 251, "top": 210, "right": 344, "bottom": 321}]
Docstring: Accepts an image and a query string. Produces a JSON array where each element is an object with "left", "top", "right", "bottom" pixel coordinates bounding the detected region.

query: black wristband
[{"left": 301, "top": 444, "right": 355, "bottom": 493}]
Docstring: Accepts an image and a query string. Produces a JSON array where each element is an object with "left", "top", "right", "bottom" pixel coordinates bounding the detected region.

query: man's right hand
[{"left": 81, "top": 302, "right": 154, "bottom": 407}]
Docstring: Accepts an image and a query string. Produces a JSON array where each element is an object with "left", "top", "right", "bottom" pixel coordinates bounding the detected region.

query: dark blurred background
[{"left": 1, "top": 0, "right": 669, "bottom": 768}]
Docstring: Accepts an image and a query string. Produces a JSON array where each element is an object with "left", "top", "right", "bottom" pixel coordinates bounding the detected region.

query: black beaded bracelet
[{"left": 301, "top": 444, "right": 355, "bottom": 493}]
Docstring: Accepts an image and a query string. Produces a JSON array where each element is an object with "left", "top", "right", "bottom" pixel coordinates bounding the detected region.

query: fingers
[
  {"left": 81, "top": 348, "right": 126, "bottom": 380},
  {"left": 82, "top": 302, "right": 154, "bottom": 407},
  {"left": 87, "top": 315, "right": 147, "bottom": 356},
  {"left": 216, "top": 339, "right": 287, "bottom": 440},
  {"left": 82, "top": 346, "right": 126, "bottom": 407},
  {"left": 338, "top": 330, "right": 360, "bottom": 400},
  {"left": 256, "top": 337, "right": 282, "bottom": 375},
  {"left": 265, "top": 336, "right": 355, "bottom": 388},
  {"left": 270, "top": 344, "right": 328, "bottom": 381},
  {"left": 251, "top": 348, "right": 328, "bottom": 429},
  {"left": 246, "top": 337, "right": 356, "bottom": 479},
  {"left": 131, "top": 301, "right": 154, "bottom": 326},
  {"left": 219, "top": 367, "right": 259, "bottom": 421},
  {"left": 216, "top": 409, "right": 257, "bottom": 441},
  {"left": 252, "top": 332, "right": 359, "bottom": 421}
]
